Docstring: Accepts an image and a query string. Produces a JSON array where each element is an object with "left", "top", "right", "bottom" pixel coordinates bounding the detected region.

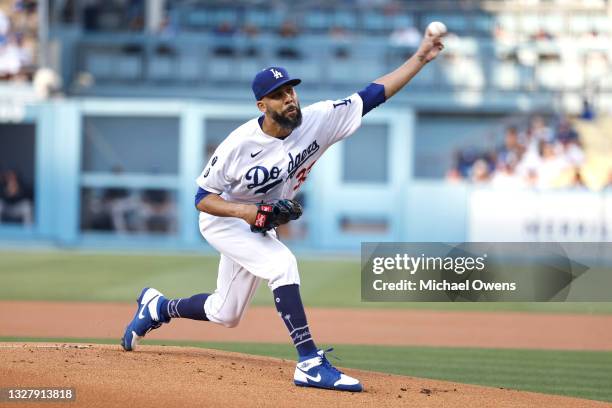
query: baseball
[{"left": 426, "top": 21, "right": 447, "bottom": 37}]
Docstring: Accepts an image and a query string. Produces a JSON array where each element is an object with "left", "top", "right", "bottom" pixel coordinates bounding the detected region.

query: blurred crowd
[
  {"left": 0, "top": 0, "right": 37, "bottom": 81},
  {"left": 0, "top": 168, "right": 33, "bottom": 225},
  {"left": 81, "top": 187, "right": 177, "bottom": 235},
  {"left": 446, "top": 115, "right": 596, "bottom": 189}
]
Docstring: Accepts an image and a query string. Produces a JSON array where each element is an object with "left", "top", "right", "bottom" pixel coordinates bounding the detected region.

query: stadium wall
[{"left": 1, "top": 97, "right": 611, "bottom": 252}]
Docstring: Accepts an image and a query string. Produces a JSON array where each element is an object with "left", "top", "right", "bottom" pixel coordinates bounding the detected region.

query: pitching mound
[{"left": 0, "top": 343, "right": 606, "bottom": 408}]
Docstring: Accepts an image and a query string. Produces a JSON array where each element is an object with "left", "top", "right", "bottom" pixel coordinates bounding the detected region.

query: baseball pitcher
[{"left": 121, "top": 24, "right": 446, "bottom": 392}]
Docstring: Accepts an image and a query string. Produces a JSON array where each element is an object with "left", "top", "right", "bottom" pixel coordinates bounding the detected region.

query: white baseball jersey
[
  {"left": 196, "top": 92, "right": 363, "bottom": 327},
  {"left": 196, "top": 93, "right": 364, "bottom": 203}
]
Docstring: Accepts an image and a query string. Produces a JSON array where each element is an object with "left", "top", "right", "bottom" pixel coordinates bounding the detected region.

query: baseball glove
[{"left": 251, "top": 199, "right": 303, "bottom": 233}]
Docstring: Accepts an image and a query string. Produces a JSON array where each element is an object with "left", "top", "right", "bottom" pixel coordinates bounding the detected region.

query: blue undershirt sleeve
[
  {"left": 195, "top": 187, "right": 218, "bottom": 208},
  {"left": 357, "top": 83, "right": 387, "bottom": 116}
]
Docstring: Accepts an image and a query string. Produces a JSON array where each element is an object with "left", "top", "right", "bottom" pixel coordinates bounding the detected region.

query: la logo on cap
[{"left": 270, "top": 68, "right": 283, "bottom": 79}]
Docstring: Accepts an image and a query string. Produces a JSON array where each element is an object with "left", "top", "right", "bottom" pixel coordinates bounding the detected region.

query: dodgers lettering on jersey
[{"left": 196, "top": 93, "right": 363, "bottom": 204}]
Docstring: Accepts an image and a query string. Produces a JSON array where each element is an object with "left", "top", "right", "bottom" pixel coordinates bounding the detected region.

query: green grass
[
  {"left": 1, "top": 250, "right": 612, "bottom": 313},
  {"left": 2, "top": 336, "right": 611, "bottom": 402}
]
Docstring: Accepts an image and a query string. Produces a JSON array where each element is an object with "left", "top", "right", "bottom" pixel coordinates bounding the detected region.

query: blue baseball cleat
[
  {"left": 293, "top": 348, "right": 363, "bottom": 392},
  {"left": 121, "top": 287, "right": 168, "bottom": 351}
]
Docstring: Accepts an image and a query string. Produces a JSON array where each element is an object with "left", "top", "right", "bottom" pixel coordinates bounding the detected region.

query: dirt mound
[{"left": 0, "top": 343, "right": 607, "bottom": 408}]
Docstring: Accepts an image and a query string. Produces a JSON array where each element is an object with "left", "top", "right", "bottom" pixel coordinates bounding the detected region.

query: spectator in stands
[
  {"left": 568, "top": 167, "right": 587, "bottom": 190},
  {"left": 14, "top": 32, "right": 34, "bottom": 78},
  {"left": 556, "top": 119, "right": 585, "bottom": 168},
  {"left": 471, "top": 159, "right": 491, "bottom": 184},
  {"left": 0, "top": 0, "right": 37, "bottom": 81},
  {"left": 127, "top": 0, "right": 145, "bottom": 31},
  {"left": 525, "top": 168, "right": 538, "bottom": 188},
  {"left": 0, "top": 34, "right": 21, "bottom": 79},
  {"left": 455, "top": 147, "right": 480, "bottom": 178},
  {"left": 329, "top": 26, "right": 351, "bottom": 59},
  {"left": 0, "top": 9, "right": 9, "bottom": 39},
  {"left": 213, "top": 21, "right": 236, "bottom": 57},
  {"left": 105, "top": 187, "right": 140, "bottom": 234},
  {"left": 279, "top": 20, "right": 298, "bottom": 39},
  {"left": 0, "top": 169, "right": 33, "bottom": 225},
  {"left": 535, "top": 141, "right": 571, "bottom": 188},
  {"left": 82, "top": 0, "right": 101, "bottom": 31},
  {"left": 242, "top": 23, "right": 260, "bottom": 57},
  {"left": 529, "top": 115, "right": 554, "bottom": 143},
  {"left": 445, "top": 167, "right": 463, "bottom": 183},
  {"left": 158, "top": 15, "right": 178, "bottom": 37},
  {"left": 389, "top": 26, "right": 421, "bottom": 49},
  {"left": 140, "top": 189, "right": 176, "bottom": 233},
  {"left": 14, "top": 1, "right": 37, "bottom": 13},
  {"left": 491, "top": 160, "right": 525, "bottom": 188},
  {"left": 81, "top": 188, "right": 110, "bottom": 231},
  {"left": 582, "top": 29, "right": 603, "bottom": 44},
  {"left": 214, "top": 21, "right": 236, "bottom": 37},
  {"left": 449, "top": 114, "right": 591, "bottom": 190},
  {"left": 496, "top": 126, "right": 525, "bottom": 167},
  {"left": 581, "top": 97, "right": 595, "bottom": 120},
  {"left": 492, "top": 24, "right": 508, "bottom": 41},
  {"left": 560, "top": 138, "right": 585, "bottom": 167},
  {"left": 555, "top": 117, "right": 579, "bottom": 143},
  {"left": 531, "top": 29, "right": 554, "bottom": 42},
  {"left": 12, "top": 0, "right": 38, "bottom": 33},
  {"left": 388, "top": 25, "right": 421, "bottom": 60},
  {"left": 277, "top": 20, "right": 300, "bottom": 59}
]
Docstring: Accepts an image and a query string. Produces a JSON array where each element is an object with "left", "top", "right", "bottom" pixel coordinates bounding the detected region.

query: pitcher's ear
[{"left": 256, "top": 100, "right": 266, "bottom": 113}]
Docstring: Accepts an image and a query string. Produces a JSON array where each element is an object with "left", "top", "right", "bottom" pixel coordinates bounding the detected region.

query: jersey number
[{"left": 294, "top": 161, "right": 317, "bottom": 191}]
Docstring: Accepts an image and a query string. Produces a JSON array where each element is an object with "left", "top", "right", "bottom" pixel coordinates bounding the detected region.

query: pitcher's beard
[{"left": 272, "top": 105, "right": 302, "bottom": 130}]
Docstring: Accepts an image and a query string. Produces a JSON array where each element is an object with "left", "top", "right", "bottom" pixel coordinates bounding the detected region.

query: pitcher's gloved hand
[{"left": 250, "top": 199, "right": 303, "bottom": 233}]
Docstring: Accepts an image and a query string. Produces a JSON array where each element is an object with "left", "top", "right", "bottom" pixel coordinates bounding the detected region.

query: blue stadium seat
[
  {"left": 536, "top": 61, "right": 564, "bottom": 90},
  {"left": 541, "top": 14, "right": 564, "bottom": 33},
  {"left": 569, "top": 15, "right": 590, "bottom": 34},
  {"left": 177, "top": 55, "right": 201, "bottom": 81},
  {"left": 85, "top": 53, "right": 114, "bottom": 79},
  {"left": 184, "top": 9, "right": 209, "bottom": 29},
  {"left": 362, "top": 12, "right": 387, "bottom": 32},
  {"left": 304, "top": 10, "right": 331, "bottom": 32},
  {"left": 115, "top": 56, "right": 142, "bottom": 80},
  {"left": 148, "top": 56, "right": 175, "bottom": 80},
  {"left": 85, "top": 52, "right": 142, "bottom": 81},
  {"left": 244, "top": 8, "right": 284, "bottom": 31},
  {"left": 439, "top": 56, "right": 485, "bottom": 89},
  {"left": 593, "top": 15, "right": 610, "bottom": 33},
  {"left": 332, "top": 10, "right": 357, "bottom": 30},
  {"left": 562, "top": 61, "right": 585, "bottom": 90},
  {"left": 519, "top": 14, "right": 541, "bottom": 36},
  {"left": 491, "top": 62, "right": 520, "bottom": 90},
  {"left": 407, "top": 60, "right": 436, "bottom": 88},
  {"left": 273, "top": 59, "right": 320, "bottom": 82},
  {"left": 208, "top": 58, "right": 236, "bottom": 80},
  {"left": 327, "top": 59, "right": 385, "bottom": 85},
  {"left": 495, "top": 13, "right": 517, "bottom": 33},
  {"left": 389, "top": 14, "right": 414, "bottom": 30},
  {"left": 210, "top": 8, "right": 239, "bottom": 27},
  {"left": 472, "top": 14, "right": 493, "bottom": 34},
  {"left": 238, "top": 60, "right": 263, "bottom": 83}
]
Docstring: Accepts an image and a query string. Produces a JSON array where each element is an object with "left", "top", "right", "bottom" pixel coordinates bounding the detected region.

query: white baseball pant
[{"left": 199, "top": 212, "right": 300, "bottom": 327}]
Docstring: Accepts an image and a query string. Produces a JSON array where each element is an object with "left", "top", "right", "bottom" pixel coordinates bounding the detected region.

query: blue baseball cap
[{"left": 252, "top": 67, "right": 301, "bottom": 100}]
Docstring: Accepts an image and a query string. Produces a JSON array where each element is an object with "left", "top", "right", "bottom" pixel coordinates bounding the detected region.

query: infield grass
[
  {"left": 1, "top": 250, "right": 612, "bottom": 313},
  {"left": 2, "top": 336, "right": 611, "bottom": 402}
]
